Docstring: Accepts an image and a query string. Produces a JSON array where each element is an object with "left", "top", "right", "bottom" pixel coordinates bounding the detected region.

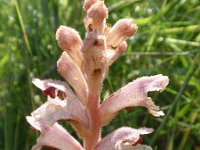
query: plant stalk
[{"left": 84, "top": 94, "right": 101, "bottom": 150}]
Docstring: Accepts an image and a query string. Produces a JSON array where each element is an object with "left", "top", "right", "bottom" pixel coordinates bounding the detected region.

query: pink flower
[
  {"left": 100, "top": 75, "right": 168, "bottom": 126},
  {"left": 26, "top": 0, "right": 169, "bottom": 149},
  {"left": 95, "top": 127, "right": 154, "bottom": 150},
  {"left": 26, "top": 118, "right": 83, "bottom": 150}
]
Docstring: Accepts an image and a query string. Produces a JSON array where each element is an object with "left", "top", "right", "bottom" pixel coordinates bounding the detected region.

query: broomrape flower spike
[{"left": 26, "top": 0, "right": 169, "bottom": 150}]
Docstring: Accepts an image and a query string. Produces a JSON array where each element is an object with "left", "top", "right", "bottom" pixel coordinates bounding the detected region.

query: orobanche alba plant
[{"left": 26, "top": 0, "right": 169, "bottom": 150}]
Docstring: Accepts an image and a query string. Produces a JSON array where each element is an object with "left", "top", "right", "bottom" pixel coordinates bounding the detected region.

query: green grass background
[{"left": 0, "top": 0, "right": 200, "bottom": 149}]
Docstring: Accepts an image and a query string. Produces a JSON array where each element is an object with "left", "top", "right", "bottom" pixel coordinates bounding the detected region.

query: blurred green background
[{"left": 0, "top": 0, "right": 200, "bottom": 149}]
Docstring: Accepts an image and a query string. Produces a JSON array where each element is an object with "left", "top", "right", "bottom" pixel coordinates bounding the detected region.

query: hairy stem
[{"left": 84, "top": 94, "right": 101, "bottom": 150}]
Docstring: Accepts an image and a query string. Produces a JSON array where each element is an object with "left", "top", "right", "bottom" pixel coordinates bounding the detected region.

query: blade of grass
[
  {"left": 14, "top": 0, "right": 35, "bottom": 109},
  {"left": 167, "top": 129, "right": 175, "bottom": 150},
  {"left": 133, "top": 1, "right": 183, "bottom": 26},
  {"left": 126, "top": 49, "right": 200, "bottom": 56},
  {"left": 4, "top": 108, "right": 13, "bottom": 150},
  {"left": 106, "top": 74, "right": 114, "bottom": 93},
  {"left": 108, "top": 0, "right": 140, "bottom": 12},
  {"left": 13, "top": 110, "right": 20, "bottom": 150},
  {"left": 160, "top": 25, "right": 200, "bottom": 34},
  {"left": 14, "top": 0, "right": 32, "bottom": 55},
  {"left": 166, "top": 38, "right": 200, "bottom": 47},
  {"left": 178, "top": 112, "right": 197, "bottom": 150}
]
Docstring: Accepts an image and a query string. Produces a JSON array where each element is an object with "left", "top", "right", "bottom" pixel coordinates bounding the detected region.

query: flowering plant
[{"left": 26, "top": 0, "right": 169, "bottom": 150}]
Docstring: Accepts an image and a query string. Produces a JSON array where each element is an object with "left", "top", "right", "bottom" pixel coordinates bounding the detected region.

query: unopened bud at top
[
  {"left": 56, "top": 26, "right": 82, "bottom": 51},
  {"left": 87, "top": 1, "right": 108, "bottom": 33},
  {"left": 106, "top": 19, "right": 138, "bottom": 47},
  {"left": 83, "top": 0, "right": 99, "bottom": 11}
]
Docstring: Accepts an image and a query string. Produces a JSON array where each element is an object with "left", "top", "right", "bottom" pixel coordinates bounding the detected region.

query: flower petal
[
  {"left": 95, "top": 127, "right": 153, "bottom": 150},
  {"left": 27, "top": 96, "right": 88, "bottom": 128},
  {"left": 26, "top": 118, "right": 83, "bottom": 150},
  {"left": 100, "top": 75, "right": 169, "bottom": 125},
  {"left": 57, "top": 51, "right": 88, "bottom": 106}
]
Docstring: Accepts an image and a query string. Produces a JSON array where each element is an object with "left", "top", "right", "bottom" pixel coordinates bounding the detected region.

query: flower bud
[
  {"left": 83, "top": 0, "right": 98, "bottom": 11},
  {"left": 56, "top": 26, "right": 83, "bottom": 66},
  {"left": 107, "top": 19, "right": 138, "bottom": 47},
  {"left": 87, "top": 1, "right": 108, "bottom": 33},
  {"left": 56, "top": 25, "right": 82, "bottom": 51},
  {"left": 57, "top": 52, "right": 88, "bottom": 106}
]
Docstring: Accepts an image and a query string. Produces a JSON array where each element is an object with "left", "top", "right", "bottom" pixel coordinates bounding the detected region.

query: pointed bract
[
  {"left": 81, "top": 31, "right": 108, "bottom": 94},
  {"left": 81, "top": 31, "right": 107, "bottom": 73}
]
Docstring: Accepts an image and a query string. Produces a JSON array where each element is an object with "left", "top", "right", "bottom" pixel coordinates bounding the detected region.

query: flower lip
[
  {"left": 42, "top": 87, "right": 56, "bottom": 99},
  {"left": 30, "top": 79, "right": 89, "bottom": 128},
  {"left": 32, "top": 79, "right": 71, "bottom": 100}
]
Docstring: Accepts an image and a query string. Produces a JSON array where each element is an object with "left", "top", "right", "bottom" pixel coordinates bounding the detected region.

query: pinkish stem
[{"left": 84, "top": 94, "right": 101, "bottom": 150}]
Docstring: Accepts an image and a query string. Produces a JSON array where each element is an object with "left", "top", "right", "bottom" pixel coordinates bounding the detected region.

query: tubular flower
[
  {"left": 26, "top": 0, "right": 169, "bottom": 150},
  {"left": 94, "top": 127, "right": 154, "bottom": 150}
]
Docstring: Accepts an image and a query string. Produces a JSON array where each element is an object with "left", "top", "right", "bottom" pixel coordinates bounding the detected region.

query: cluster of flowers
[{"left": 26, "top": 0, "right": 169, "bottom": 150}]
